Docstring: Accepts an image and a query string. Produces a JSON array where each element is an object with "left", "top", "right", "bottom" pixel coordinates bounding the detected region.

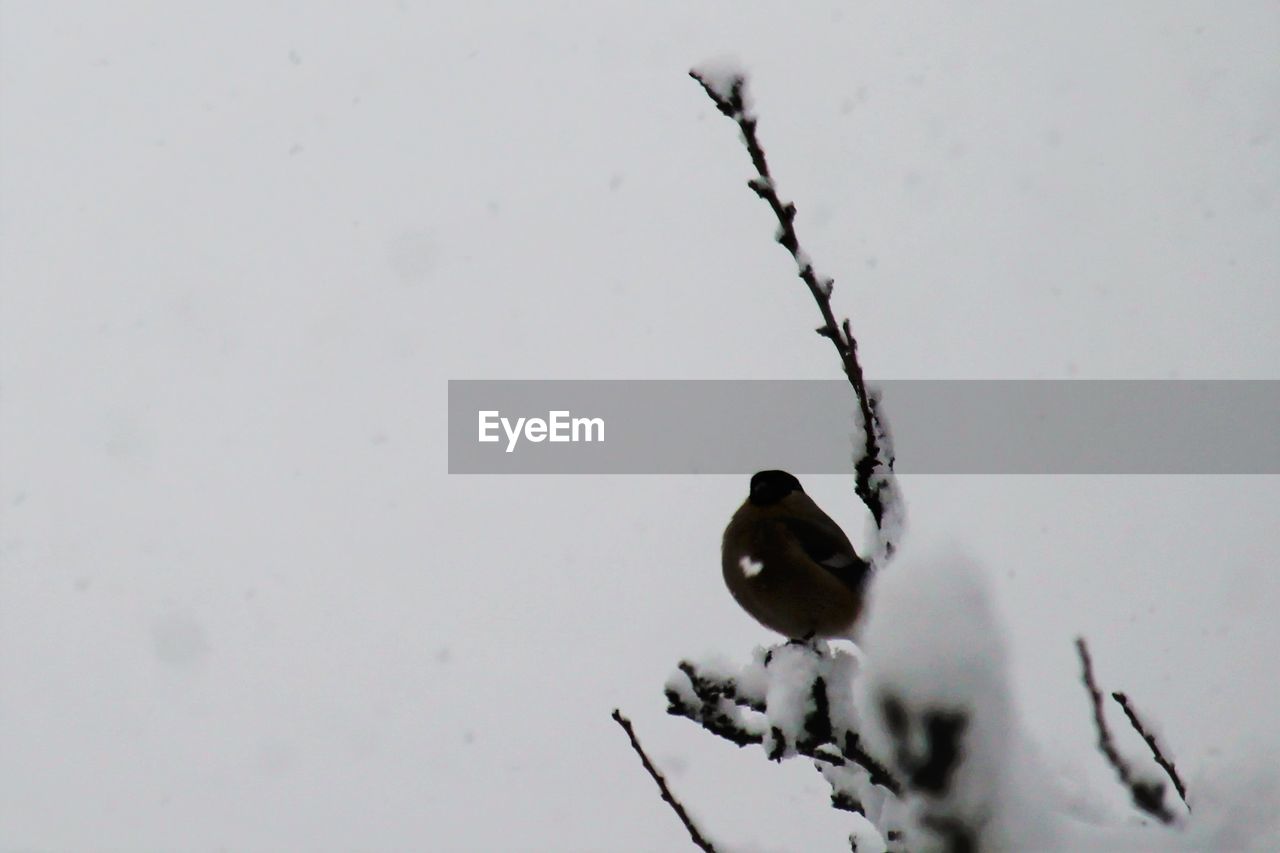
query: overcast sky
[{"left": 2, "top": 2, "right": 1278, "bottom": 850}]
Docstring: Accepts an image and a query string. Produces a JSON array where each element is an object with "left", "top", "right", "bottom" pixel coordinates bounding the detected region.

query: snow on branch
[
  {"left": 858, "top": 547, "right": 1042, "bottom": 851},
  {"left": 689, "top": 64, "right": 901, "bottom": 565},
  {"left": 666, "top": 643, "right": 905, "bottom": 845}
]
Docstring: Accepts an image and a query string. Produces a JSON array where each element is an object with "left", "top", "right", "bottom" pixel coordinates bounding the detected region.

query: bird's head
[{"left": 748, "top": 469, "right": 803, "bottom": 506}]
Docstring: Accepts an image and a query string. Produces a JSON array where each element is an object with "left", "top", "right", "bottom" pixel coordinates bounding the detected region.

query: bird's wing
[{"left": 780, "top": 512, "right": 869, "bottom": 590}]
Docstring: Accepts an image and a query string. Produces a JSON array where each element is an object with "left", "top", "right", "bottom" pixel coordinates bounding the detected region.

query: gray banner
[{"left": 447, "top": 380, "right": 1280, "bottom": 474}]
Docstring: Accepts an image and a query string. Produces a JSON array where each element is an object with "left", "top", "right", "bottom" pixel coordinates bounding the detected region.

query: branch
[
  {"left": 689, "top": 68, "right": 898, "bottom": 558},
  {"left": 835, "top": 730, "right": 904, "bottom": 799},
  {"left": 611, "top": 709, "right": 718, "bottom": 852},
  {"left": 666, "top": 658, "right": 902, "bottom": 799},
  {"left": 1074, "top": 638, "right": 1176, "bottom": 824},
  {"left": 1112, "top": 691, "right": 1189, "bottom": 809}
]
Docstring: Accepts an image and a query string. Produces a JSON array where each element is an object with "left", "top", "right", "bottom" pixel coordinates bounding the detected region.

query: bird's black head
[{"left": 748, "top": 470, "right": 803, "bottom": 506}]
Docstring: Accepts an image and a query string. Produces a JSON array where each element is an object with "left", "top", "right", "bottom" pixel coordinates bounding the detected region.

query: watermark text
[{"left": 478, "top": 410, "right": 605, "bottom": 453}]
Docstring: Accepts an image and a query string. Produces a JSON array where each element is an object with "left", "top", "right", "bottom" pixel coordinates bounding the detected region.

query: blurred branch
[
  {"left": 611, "top": 709, "right": 719, "bottom": 852},
  {"left": 1075, "top": 638, "right": 1176, "bottom": 824},
  {"left": 1112, "top": 691, "right": 1190, "bottom": 809},
  {"left": 838, "top": 731, "right": 903, "bottom": 799},
  {"left": 689, "top": 69, "right": 899, "bottom": 559}
]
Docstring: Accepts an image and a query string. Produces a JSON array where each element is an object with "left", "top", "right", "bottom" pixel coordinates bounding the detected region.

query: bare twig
[
  {"left": 1112, "top": 691, "right": 1189, "bottom": 809},
  {"left": 1075, "top": 638, "right": 1175, "bottom": 824},
  {"left": 611, "top": 709, "right": 718, "bottom": 852},
  {"left": 689, "top": 69, "right": 896, "bottom": 554}
]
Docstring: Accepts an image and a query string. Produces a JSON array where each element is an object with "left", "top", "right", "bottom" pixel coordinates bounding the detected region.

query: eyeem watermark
[{"left": 478, "top": 410, "right": 605, "bottom": 453}]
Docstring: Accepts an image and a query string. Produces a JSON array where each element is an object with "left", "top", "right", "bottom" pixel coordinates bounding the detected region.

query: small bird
[{"left": 722, "top": 470, "right": 870, "bottom": 639}]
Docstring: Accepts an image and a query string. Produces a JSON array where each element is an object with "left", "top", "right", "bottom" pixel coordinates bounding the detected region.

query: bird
[{"left": 722, "top": 470, "right": 870, "bottom": 640}]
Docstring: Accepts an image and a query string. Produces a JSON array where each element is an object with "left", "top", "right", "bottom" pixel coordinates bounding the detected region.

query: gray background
[{"left": 2, "top": 2, "right": 1278, "bottom": 851}]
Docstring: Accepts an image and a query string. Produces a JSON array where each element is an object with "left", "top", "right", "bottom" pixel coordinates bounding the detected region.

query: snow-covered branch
[
  {"left": 689, "top": 63, "right": 901, "bottom": 565},
  {"left": 667, "top": 643, "right": 906, "bottom": 848}
]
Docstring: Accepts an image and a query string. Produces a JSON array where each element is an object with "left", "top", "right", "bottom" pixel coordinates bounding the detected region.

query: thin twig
[
  {"left": 1112, "top": 691, "right": 1189, "bottom": 809},
  {"left": 612, "top": 709, "right": 718, "bottom": 852},
  {"left": 689, "top": 70, "right": 894, "bottom": 549},
  {"left": 1075, "top": 638, "right": 1175, "bottom": 824},
  {"left": 1076, "top": 639, "right": 1127, "bottom": 776}
]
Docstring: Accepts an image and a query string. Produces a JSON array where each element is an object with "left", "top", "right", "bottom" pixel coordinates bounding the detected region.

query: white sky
[{"left": 2, "top": 2, "right": 1277, "bottom": 850}]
